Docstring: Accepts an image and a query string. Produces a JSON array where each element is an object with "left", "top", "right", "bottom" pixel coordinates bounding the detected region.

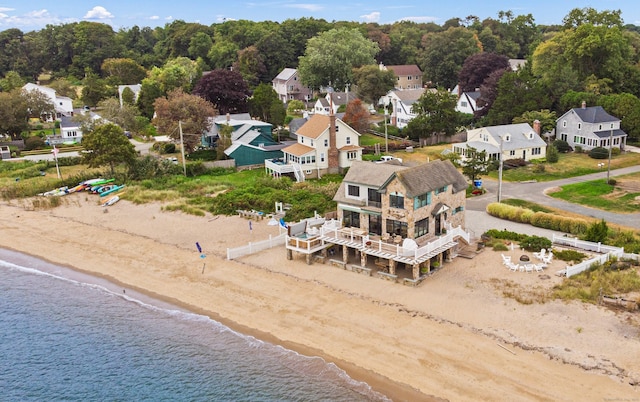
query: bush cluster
[
  {"left": 486, "top": 202, "right": 589, "bottom": 235},
  {"left": 482, "top": 229, "right": 551, "bottom": 252},
  {"left": 588, "top": 147, "right": 609, "bottom": 159}
]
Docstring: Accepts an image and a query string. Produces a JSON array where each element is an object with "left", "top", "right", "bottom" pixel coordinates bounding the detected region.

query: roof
[
  {"left": 333, "top": 161, "right": 408, "bottom": 204},
  {"left": 571, "top": 106, "right": 619, "bottom": 123},
  {"left": 593, "top": 128, "right": 627, "bottom": 138},
  {"left": 273, "top": 68, "right": 297, "bottom": 82},
  {"left": 288, "top": 117, "right": 308, "bottom": 134},
  {"left": 386, "top": 65, "right": 422, "bottom": 76},
  {"left": 391, "top": 88, "right": 427, "bottom": 104},
  {"left": 466, "top": 123, "right": 546, "bottom": 150},
  {"left": 338, "top": 144, "right": 363, "bottom": 151},
  {"left": 296, "top": 114, "right": 330, "bottom": 139},
  {"left": 384, "top": 159, "right": 468, "bottom": 197},
  {"left": 327, "top": 92, "right": 356, "bottom": 106},
  {"left": 282, "top": 142, "right": 315, "bottom": 156},
  {"left": 59, "top": 116, "right": 78, "bottom": 128}
]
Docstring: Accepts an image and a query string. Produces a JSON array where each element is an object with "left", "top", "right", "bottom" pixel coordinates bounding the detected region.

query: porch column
[
  {"left": 360, "top": 250, "right": 367, "bottom": 267},
  {"left": 342, "top": 245, "right": 349, "bottom": 264},
  {"left": 412, "top": 263, "right": 420, "bottom": 280},
  {"left": 287, "top": 249, "right": 293, "bottom": 260},
  {"left": 321, "top": 247, "right": 328, "bottom": 259},
  {"left": 389, "top": 259, "right": 397, "bottom": 275},
  {"left": 306, "top": 253, "right": 312, "bottom": 265},
  {"left": 437, "top": 253, "right": 443, "bottom": 266}
]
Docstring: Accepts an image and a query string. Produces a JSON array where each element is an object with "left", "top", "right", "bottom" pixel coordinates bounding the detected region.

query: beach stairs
[{"left": 455, "top": 235, "right": 484, "bottom": 259}]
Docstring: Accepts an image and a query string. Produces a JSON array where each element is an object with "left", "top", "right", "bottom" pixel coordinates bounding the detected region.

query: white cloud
[
  {"left": 361, "top": 11, "right": 380, "bottom": 23},
  {"left": 0, "top": 9, "right": 70, "bottom": 28},
  {"left": 83, "top": 6, "right": 114, "bottom": 20},
  {"left": 284, "top": 4, "right": 324, "bottom": 12},
  {"left": 149, "top": 15, "right": 160, "bottom": 20},
  {"left": 396, "top": 15, "right": 438, "bottom": 23},
  {"left": 165, "top": 16, "right": 174, "bottom": 21},
  {"left": 0, "top": 7, "right": 15, "bottom": 12}
]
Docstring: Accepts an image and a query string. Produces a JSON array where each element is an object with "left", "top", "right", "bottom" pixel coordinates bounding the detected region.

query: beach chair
[
  {"left": 525, "top": 263, "right": 534, "bottom": 273},
  {"left": 534, "top": 263, "right": 545, "bottom": 272},
  {"left": 533, "top": 248, "right": 546, "bottom": 261},
  {"left": 501, "top": 254, "right": 512, "bottom": 265},
  {"left": 507, "top": 262, "right": 519, "bottom": 272},
  {"left": 542, "top": 252, "right": 553, "bottom": 265}
]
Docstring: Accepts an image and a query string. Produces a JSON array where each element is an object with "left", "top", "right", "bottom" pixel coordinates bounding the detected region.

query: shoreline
[{"left": 1, "top": 195, "right": 638, "bottom": 401}]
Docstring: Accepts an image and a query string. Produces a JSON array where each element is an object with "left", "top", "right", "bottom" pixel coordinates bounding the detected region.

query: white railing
[
  {"left": 265, "top": 159, "right": 296, "bottom": 174},
  {"left": 227, "top": 233, "right": 287, "bottom": 260},
  {"left": 552, "top": 234, "right": 625, "bottom": 277}
]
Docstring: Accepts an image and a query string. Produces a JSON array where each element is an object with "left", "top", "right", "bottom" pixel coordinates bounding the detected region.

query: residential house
[
  {"left": 285, "top": 159, "right": 471, "bottom": 282},
  {"left": 455, "top": 90, "right": 482, "bottom": 115},
  {"left": 22, "top": 83, "right": 73, "bottom": 119},
  {"left": 118, "top": 84, "right": 142, "bottom": 107},
  {"left": 556, "top": 102, "right": 627, "bottom": 151},
  {"left": 508, "top": 59, "right": 527, "bottom": 71},
  {"left": 272, "top": 68, "right": 312, "bottom": 105},
  {"left": 266, "top": 113, "right": 362, "bottom": 180},
  {"left": 313, "top": 91, "right": 356, "bottom": 115},
  {"left": 56, "top": 114, "right": 104, "bottom": 144},
  {"left": 382, "top": 88, "right": 429, "bottom": 129},
  {"left": 453, "top": 122, "right": 547, "bottom": 162},
  {"left": 204, "top": 114, "right": 289, "bottom": 167},
  {"left": 379, "top": 63, "right": 423, "bottom": 90}
]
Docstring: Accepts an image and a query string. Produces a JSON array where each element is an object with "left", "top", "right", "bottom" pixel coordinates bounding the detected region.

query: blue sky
[{"left": 1, "top": 1, "right": 639, "bottom": 31}]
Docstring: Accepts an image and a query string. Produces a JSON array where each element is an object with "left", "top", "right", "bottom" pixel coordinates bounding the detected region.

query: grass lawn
[
  {"left": 487, "top": 151, "right": 640, "bottom": 182},
  {"left": 549, "top": 178, "right": 640, "bottom": 213}
]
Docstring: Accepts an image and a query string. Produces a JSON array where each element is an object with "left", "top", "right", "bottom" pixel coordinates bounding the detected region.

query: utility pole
[
  {"left": 179, "top": 121, "right": 187, "bottom": 177},
  {"left": 606, "top": 129, "right": 613, "bottom": 184},
  {"left": 384, "top": 103, "right": 388, "bottom": 154},
  {"left": 497, "top": 136, "right": 503, "bottom": 203}
]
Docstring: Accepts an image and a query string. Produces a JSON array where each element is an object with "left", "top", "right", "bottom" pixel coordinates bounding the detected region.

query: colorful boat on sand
[
  {"left": 40, "top": 186, "right": 68, "bottom": 196},
  {"left": 101, "top": 194, "right": 121, "bottom": 207},
  {"left": 99, "top": 184, "right": 126, "bottom": 197}
]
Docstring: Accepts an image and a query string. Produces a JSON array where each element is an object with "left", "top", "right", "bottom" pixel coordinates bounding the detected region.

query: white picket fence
[
  {"left": 552, "top": 234, "right": 625, "bottom": 277},
  {"left": 227, "top": 233, "right": 287, "bottom": 260}
]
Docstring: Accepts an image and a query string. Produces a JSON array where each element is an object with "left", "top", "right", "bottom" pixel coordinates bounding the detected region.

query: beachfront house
[
  {"left": 452, "top": 122, "right": 547, "bottom": 163},
  {"left": 555, "top": 101, "right": 627, "bottom": 152},
  {"left": 206, "top": 113, "right": 291, "bottom": 168},
  {"left": 22, "top": 83, "right": 74, "bottom": 120},
  {"left": 285, "top": 159, "right": 472, "bottom": 284},
  {"left": 265, "top": 111, "right": 362, "bottom": 181}
]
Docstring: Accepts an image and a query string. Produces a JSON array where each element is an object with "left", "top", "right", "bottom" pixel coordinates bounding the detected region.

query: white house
[
  {"left": 313, "top": 92, "right": 356, "bottom": 115},
  {"left": 452, "top": 122, "right": 547, "bottom": 162},
  {"left": 382, "top": 88, "right": 430, "bottom": 129},
  {"left": 22, "top": 83, "right": 74, "bottom": 119},
  {"left": 555, "top": 102, "right": 627, "bottom": 151},
  {"left": 272, "top": 68, "right": 312, "bottom": 105},
  {"left": 265, "top": 113, "right": 362, "bottom": 180}
]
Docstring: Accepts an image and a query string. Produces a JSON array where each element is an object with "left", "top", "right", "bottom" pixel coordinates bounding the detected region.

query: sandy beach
[{"left": 1, "top": 194, "right": 639, "bottom": 401}]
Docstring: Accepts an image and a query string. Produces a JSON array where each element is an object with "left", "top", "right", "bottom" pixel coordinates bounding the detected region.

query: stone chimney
[
  {"left": 533, "top": 119, "right": 541, "bottom": 135},
  {"left": 581, "top": 100, "right": 586, "bottom": 109},
  {"left": 327, "top": 93, "right": 339, "bottom": 174}
]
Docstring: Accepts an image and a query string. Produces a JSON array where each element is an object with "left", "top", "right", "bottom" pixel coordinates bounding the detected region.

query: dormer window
[
  {"left": 528, "top": 132, "right": 533, "bottom": 139},
  {"left": 346, "top": 137, "right": 351, "bottom": 145},
  {"left": 577, "top": 123, "right": 581, "bottom": 130},
  {"left": 562, "top": 120, "right": 567, "bottom": 127},
  {"left": 599, "top": 124, "right": 603, "bottom": 130},
  {"left": 504, "top": 135, "right": 510, "bottom": 142}
]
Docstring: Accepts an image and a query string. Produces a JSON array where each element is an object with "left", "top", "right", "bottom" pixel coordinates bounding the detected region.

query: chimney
[
  {"left": 327, "top": 93, "right": 339, "bottom": 174},
  {"left": 533, "top": 119, "right": 541, "bottom": 135},
  {"left": 581, "top": 100, "right": 586, "bottom": 109}
]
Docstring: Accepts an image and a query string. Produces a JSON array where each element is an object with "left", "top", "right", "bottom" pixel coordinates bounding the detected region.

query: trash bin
[{"left": 473, "top": 179, "right": 482, "bottom": 188}]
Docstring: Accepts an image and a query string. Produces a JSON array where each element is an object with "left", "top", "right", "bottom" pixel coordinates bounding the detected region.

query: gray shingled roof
[
  {"left": 386, "top": 159, "right": 468, "bottom": 197},
  {"left": 333, "top": 161, "right": 407, "bottom": 204},
  {"left": 572, "top": 106, "right": 619, "bottom": 123}
]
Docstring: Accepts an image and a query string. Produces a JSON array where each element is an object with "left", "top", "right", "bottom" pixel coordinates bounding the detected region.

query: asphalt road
[
  {"left": 466, "top": 164, "right": 640, "bottom": 232},
  {"left": 12, "top": 139, "right": 153, "bottom": 162}
]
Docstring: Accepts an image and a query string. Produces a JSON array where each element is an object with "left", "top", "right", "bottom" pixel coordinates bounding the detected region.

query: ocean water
[{"left": 0, "top": 249, "right": 389, "bottom": 402}]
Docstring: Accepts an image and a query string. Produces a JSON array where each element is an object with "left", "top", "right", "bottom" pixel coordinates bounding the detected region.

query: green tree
[
  {"left": 248, "top": 83, "right": 285, "bottom": 126},
  {"left": 418, "top": 27, "right": 480, "bottom": 90},
  {"left": 136, "top": 78, "right": 164, "bottom": 119},
  {"left": 461, "top": 146, "right": 490, "bottom": 182},
  {"left": 546, "top": 144, "right": 559, "bottom": 163},
  {"left": 147, "top": 56, "right": 201, "bottom": 93},
  {"left": 188, "top": 32, "right": 213, "bottom": 61},
  {"left": 352, "top": 64, "right": 396, "bottom": 106},
  {"left": 582, "top": 219, "right": 609, "bottom": 243},
  {"left": 0, "top": 71, "right": 25, "bottom": 91},
  {"left": 207, "top": 38, "right": 239, "bottom": 69},
  {"left": 81, "top": 123, "right": 137, "bottom": 176},
  {"left": 121, "top": 87, "right": 135, "bottom": 106},
  {"left": 81, "top": 71, "right": 109, "bottom": 107},
  {"left": 512, "top": 109, "right": 557, "bottom": 135},
  {"left": 403, "top": 89, "right": 459, "bottom": 140},
  {"left": 232, "top": 45, "right": 266, "bottom": 88},
  {"left": 152, "top": 89, "right": 217, "bottom": 152},
  {"left": 97, "top": 97, "right": 141, "bottom": 131},
  {"left": 216, "top": 124, "right": 233, "bottom": 160},
  {"left": 286, "top": 100, "right": 305, "bottom": 115},
  {"left": 298, "top": 28, "right": 379, "bottom": 91},
  {"left": 485, "top": 68, "right": 551, "bottom": 125},
  {"left": 0, "top": 89, "right": 28, "bottom": 139},
  {"left": 22, "top": 87, "right": 55, "bottom": 121},
  {"left": 48, "top": 78, "right": 78, "bottom": 99},
  {"left": 101, "top": 58, "right": 147, "bottom": 85}
]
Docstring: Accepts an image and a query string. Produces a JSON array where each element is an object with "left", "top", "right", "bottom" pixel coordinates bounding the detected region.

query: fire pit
[{"left": 519, "top": 255, "right": 530, "bottom": 263}]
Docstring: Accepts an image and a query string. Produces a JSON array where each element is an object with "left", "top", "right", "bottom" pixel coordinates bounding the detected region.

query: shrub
[
  {"left": 546, "top": 144, "right": 559, "bottom": 163},
  {"left": 532, "top": 163, "right": 545, "bottom": 173},
  {"left": 553, "top": 139, "right": 572, "bottom": 153},
  {"left": 24, "top": 136, "right": 45, "bottom": 151},
  {"left": 611, "top": 147, "right": 621, "bottom": 156},
  {"left": 574, "top": 145, "right": 583, "bottom": 153},
  {"left": 520, "top": 235, "right": 552, "bottom": 252},
  {"left": 589, "top": 147, "right": 609, "bottom": 159},
  {"left": 493, "top": 242, "right": 509, "bottom": 251},
  {"left": 554, "top": 249, "right": 587, "bottom": 263}
]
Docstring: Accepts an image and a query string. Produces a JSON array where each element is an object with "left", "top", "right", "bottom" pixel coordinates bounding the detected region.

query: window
[
  {"left": 435, "top": 186, "right": 448, "bottom": 195},
  {"left": 346, "top": 136, "right": 351, "bottom": 145},
  {"left": 320, "top": 153, "right": 325, "bottom": 162},
  {"left": 532, "top": 147, "right": 541, "bottom": 155},
  {"left": 407, "top": 76, "right": 412, "bottom": 80},
  {"left": 389, "top": 192, "right": 404, "bottom": 209},
  {"left": 324, "top": 139, "right": 328, "bottom": 147},
  {"left": 335, "top": 125, "right": 339, "bottom": 132},
  {"left": 347, "top": 151, "right": 357, "bottom": 160},
  {"left": 509, "top": 150, "right": 515, "bottom": 156},
  {"left": 452, "top": 206, "right": 464, "bottom": 215},
  {"left": 577, "top": 123, "right": 581, "bottom": 130},
  {"left": 504, "top": 135, "right": 510, "bottom": 141},
  {"left": 368, "top": 188, "right": 381, "bottom": 208},
  {"left": 460, "top": 101, "right": 468, "bottom": 107},
  {"left": 529, "top": 132, "right": 533, "bottom": 139},
  {"left": 310, "top": 140, "right": 314, "bottom": 147},
  {"left": 599, "top": 124, "right": 603, "bottom": 130},
  {"left": 386, "top": 219, "right": 407, "bottom": 237},
  {"left": 414, "top": 192, "right": 431, "bottom": 209},
  {"left": 415, "top": 218, "right": 429, "bottom": 237},
  {"left": 369, "top": 215, "right": 382, "bottom": 235},
  {"left": 347, "top": 185, "right": 360, "bottom": 197},
  {"left": 343, "top": 210, "right": 360, "bottom": 228},
  {"left": 562, "top": 121, "right": 567, "bottom": 127}
]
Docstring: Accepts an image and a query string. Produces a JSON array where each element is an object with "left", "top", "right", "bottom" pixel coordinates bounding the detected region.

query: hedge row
[{"left": 486, "top": 202, "right": 589, "bottom": 235}]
